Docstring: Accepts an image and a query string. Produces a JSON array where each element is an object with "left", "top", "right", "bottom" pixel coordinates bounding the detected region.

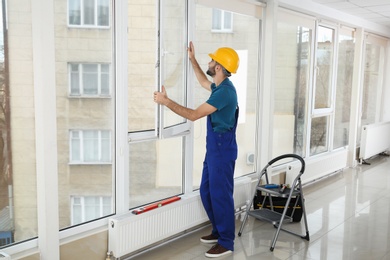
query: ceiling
[{"left": 311, "top": 0, "right": 390, "bottom": 29}]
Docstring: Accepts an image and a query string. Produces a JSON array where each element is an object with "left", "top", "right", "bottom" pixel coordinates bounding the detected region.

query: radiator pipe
[{"left": 105, "top": 251, "right": 112, "bottom": 260}]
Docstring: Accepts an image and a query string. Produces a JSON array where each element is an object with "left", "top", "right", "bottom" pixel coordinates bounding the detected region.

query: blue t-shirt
[{"left": 206, "top": 78, "right": 238, "bottom": 133}]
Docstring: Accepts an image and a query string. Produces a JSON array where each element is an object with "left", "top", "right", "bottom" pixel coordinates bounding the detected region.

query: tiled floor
[{"left": 128, "top": 155, "right": 390, "bottom": 260}]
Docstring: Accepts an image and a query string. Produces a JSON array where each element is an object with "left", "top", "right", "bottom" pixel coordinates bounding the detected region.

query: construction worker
[{"left": 154, "top": 41, "right": 239, "bottom": 258}]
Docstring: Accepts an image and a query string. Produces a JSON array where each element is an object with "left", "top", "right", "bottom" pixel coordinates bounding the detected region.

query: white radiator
[
  {"left": 108, "top": 177, "right": 251, "bottom": 259},
  {"left": 302, "top": 149, "right": 348, "bottom": 184},
  {"left": 360, "top": 122, "right": 390, "bottom": 161}
]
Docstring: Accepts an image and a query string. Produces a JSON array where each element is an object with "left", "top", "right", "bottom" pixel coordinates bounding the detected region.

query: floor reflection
[{"left": 128, "top": 156, "right": 390, "bottom": 260}]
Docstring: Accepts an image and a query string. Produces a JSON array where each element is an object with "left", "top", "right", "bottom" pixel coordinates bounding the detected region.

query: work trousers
[{"left": 200, "top": 111, "right": 238, "bottom": 251}]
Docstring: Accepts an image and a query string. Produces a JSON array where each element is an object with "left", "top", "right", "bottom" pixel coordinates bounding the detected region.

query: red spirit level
[{"left": 132, "top": 196, "right": 181, "bottom": 215}]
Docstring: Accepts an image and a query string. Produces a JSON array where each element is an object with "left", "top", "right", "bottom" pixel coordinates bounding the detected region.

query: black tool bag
[{"left": 253, "top": 190, "right": 303, "bottom": 222}]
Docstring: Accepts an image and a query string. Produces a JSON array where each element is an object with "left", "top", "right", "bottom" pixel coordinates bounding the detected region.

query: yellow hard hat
[{"left": 209, "top": 47, "right": 239, "bottom": 74}]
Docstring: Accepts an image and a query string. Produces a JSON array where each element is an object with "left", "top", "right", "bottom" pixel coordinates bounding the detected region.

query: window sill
[
  {"left": 68, "top": 95, "right": 112, "bottom": 99},
  {"left": 68, "top": 162, "right": 112, "bottom": 166}
]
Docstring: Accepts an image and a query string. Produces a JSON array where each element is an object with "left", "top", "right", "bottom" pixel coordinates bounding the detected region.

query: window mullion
[
  {"left": 97, "top": 64, "right": 101, "bottom": 95},
  {"left": 80, "top": 130, "right": 84, "bottom": 162},
  {"left": 79, "top": 64, "right": 84, "bottom": 95},
  {"left": 329, "top": 26, "right": 340, "bottom": 151},
  {"left": 157, "top": 0, "right": 163, "bottom": 138},
  {"left": 80, "top": 0, "right": 84, "bottom": 26},
  {"left": 98, "top": 130, "right": 102, "bottom": 162},
  {"left": 81, "top": 197, "right": 85, "bottom": 223},
  {"left": 94, "top": 0, "right": 98, "bottom": 26}
]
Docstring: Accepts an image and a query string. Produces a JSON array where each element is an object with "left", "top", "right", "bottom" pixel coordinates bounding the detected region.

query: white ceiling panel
[
  {"left": 314, "top": 0, "right": 346, "bottom": 3},
  {"left": 349, "top": 0, "right": 390, "bottom": 7},
  {"left": 323, "top": 2, "right": 358, "bottom": 9},
  {"left": 367, "top": 5, "right": 390, "bottom": 12},
  {"left": 311, "top": 0, "right": 390, "bottom": 29},
  {"left": 346, "top": 8, "right": 376, "bottom": 15}
]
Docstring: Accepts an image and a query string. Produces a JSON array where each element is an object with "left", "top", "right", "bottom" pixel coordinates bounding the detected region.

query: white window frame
[
  {"left": 211, "top": 8, "right": 233, "bottom": 33},
  {"left": 69, "top": 129, "right": 112, "bottom": 164},
  {"left": 68, "top": 0, "right": 110, "bottom": 28},
  {"left": 70, "top": 196, "right": 112, "bottom": 225},
  {"left": 308, "top": 22, "right": 338, "bottom": 156},
  {"left": 68, "top": 63, "right": 111, "bottom": 97}
]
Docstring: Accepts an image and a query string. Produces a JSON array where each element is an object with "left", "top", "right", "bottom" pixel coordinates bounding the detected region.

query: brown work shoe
[
  {"left": 205, "top": 243, "right": 232, "bottom": 258},
  {"left": 200, "top": 234, "right": 218, "bottom": 244}
]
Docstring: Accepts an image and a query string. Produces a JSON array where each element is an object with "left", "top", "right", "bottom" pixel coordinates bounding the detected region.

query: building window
[
  {"left": 212, "top": 8, "right": 233, "bottom": 32},
  {"left": 71, "top": 196, "right": 112, "bottom": 225},
  {"left": 68, "top": 0, "right": 110, "bottom": 28},
  {"left": 70, "top": 130, "right": 111, "bottom": 163},
  {"left": 69, "top": 63, "right": 111, "bottom": 97}
]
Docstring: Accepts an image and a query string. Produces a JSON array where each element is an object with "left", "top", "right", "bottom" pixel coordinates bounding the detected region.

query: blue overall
[{"left": 200, "top": 105, "right": 239, "bottom": 251}]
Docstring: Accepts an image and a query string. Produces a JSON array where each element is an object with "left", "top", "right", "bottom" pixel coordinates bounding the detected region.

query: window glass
[
  {"left": 71, "top": 131, "right": 81, "bottom": 161},
  {"left": 101, "top": 64, "right": 110, "bottom": 95},
  {"left": 69, "top": 0, "right": 81, "bottom": 25},
  {"left": 274, "top": 18, "right": 312, "bottom": 157},
  {"left": 355, "top": 34, "right": 386, "bottom": 147},
  {"left": 70, "top": 64, "right": 81, "bottom": 94},
  {"left": 97, "top": 0, "right": 110, "bottom": 26},
  {"left": 128, "top": 0, "right": 186, "bottom": 208},
  {"left": 361, "top": 37, "right": 385, "bottom": 127},
  {"left": 84, "top": 0, "right": 95, "bottom": 25},
  {"left": 224, "top": 12, "right": 232, "bottom": 30},
  {"left": 58, "top": 0, "right": 115, "bottom": 229},
  {"left": 193, "top": 4, "right": 258, "bottom": 188},
  {"left": 129, "top": 138, "right": 183, "bottom": 208},
  {"left": 83, "top": 64, "right": 99, "bottom": 94},
  {"left": 0, "top": 0, "right": 39, "bottom": 245},
  {"left": 212, "top": 9, "right": 222, "bottom": 30},
  {"left": 309, "top": 25, "right": 336, "bottom": 156},
  {"left": 310, "top": 116, "right": 329, "bottom": 155},
  {"left": 161, "top": 0, "right": 186, "bottom": 129},
  {"left": 128, "top": 0, "right": 157, "bottom": 132},
  {"left": 315, "top": 26, "right": 334, "bottom": 109},
  {"left": 333, "top": 29, "right": 355, "bottom": 149}
]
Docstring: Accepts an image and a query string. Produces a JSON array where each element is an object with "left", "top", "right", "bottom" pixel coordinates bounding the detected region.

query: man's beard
[{"left": 206, "top": 66, "right": 216, "bottom": 77}]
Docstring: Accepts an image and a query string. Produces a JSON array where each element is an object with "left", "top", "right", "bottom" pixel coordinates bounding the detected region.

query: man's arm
[
  {"left": 154, "top": 86, "right": 216, "bottom": 121},
  {"left": 188, "top": 41, "right": 212, "bottom": 91}
]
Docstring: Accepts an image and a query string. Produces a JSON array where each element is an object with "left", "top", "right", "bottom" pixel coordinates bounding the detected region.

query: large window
[
  {"left": 360, "top": 35, "right": 386, "bottom": 128},
  {"left": 1, "top": 0, "right": 390, "bottom": 257},
  {"left": 275, "top": 16, "right": 356, "bottom": 158},
  {"left": 310, "top": 25, "right": 336, "bottom": 156},
  {"left": 333, "top": 28, "right": 355, "bottom": 149},
  {"left": 58, "top": 0, "right": 115, "bottom": 229},
  {"left": 128, "top": 0, "right": 188, "bottom": 208},
  {"left": 273, "top": 10, "right": 313, "bottom": 158},
  {"left": 1, "top": 0, "right": 38, "bottom": 245},
  {"left": 127, "top": 0, "right": 260, "bottom": 208},
  {"left": 193, "top": 3, "right": 259, "bottom": 186}
]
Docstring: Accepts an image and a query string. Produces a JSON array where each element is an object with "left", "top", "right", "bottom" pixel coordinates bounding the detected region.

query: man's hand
[
  {"left": 153, "top": 84, "right": 216, "bottom": 121},
  {"left": 188, "top": 41, "right": 195, "bottom": 61},
  {"left": 154, "top": 85, "right": 168, "bottom": 105},
  {"left": 187, "top": 41, "right": 212, "bottom": 91}
]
